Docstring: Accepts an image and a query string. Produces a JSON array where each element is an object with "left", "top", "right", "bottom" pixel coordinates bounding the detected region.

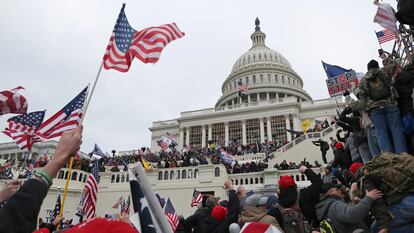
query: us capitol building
[{"left": 0, "top": 19, "right": 341, "bottom": 221}]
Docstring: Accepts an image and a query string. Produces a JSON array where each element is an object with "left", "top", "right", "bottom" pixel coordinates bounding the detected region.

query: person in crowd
[
  {"left": 322, "top": 165, "right": 335, "bottom": 184},
  {"left": 184, "top": 195, "right": 219, "bottom": 233},
  {"left": 278, "top": 175, "right": 298, "bottom": 209},
  {"left": 316, "top": 183, "right": 383, "bottom": 233},
  {"left": 329, "top": 137, "right": 338, "bottom": 151},
  {"left": 0, "top": 126, "right": 83, "bottom": 233},
  {"left": 352, "top": 153, "right": 414, "bottom": 233},
  {"left": 238, "top": 194, "right": 284, "bottom": 232},
  {"left": 394, "top": 61, "right": 414, "bottom": 153},
  {"left": 237, "top": 185, "right": 247, "bottom": 210},
  {"left": 312, "top": 139, "right": 330, "bottom": 164},
  {"left": 197, "top": 180, "right": 239, "bottom": 233},
  {"left": 331, "top": 143, "right": 352, "bottom": 171},
  {"left": 298, "top": 165, "right": 323, "bottom": 231},
  {"left": 359, "top": 58, "right": 407, "bottom": 154},
  {"left": 340, "top": 106, "right": 373, "bottom": 163}
]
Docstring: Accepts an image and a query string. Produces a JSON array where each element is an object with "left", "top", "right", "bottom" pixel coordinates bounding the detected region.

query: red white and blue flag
[
  {"left": 240, "top": 222, "right": 282, "bottom": 233},
  {"left": 191, "top": 189, "right": 202, "bottom": 207},
  {"left": 157, "top": 135, "right": 173, "bottom": 150},
  {"left": 220, "top": 148, "right": 234, "bottom": 165},
  {"left": 0, "top": 86, "right": 28, "bottom": 116},
  {"left": 103, "top": 4, "right": 185, "bottom": 72},
  {"left": 2, "top": 111, "right": 45, "bottom": 150},
  {"left": 82, "top": 161, "right": 100, "bottom": 219},
  {"left": 164, "top": 198, "right": 179, "bottom": 231},
  {"left": 35, "top": 87, "right": 88, "bottom": 140},
  {"left": 376, "top": 29, "right": 396, "bottom": 44},
  {"left": 121, "top": 195, "right": 130, "bottom": 214},
  {"left": 373, "top": 2, "right": 400, "bottom": 41}
]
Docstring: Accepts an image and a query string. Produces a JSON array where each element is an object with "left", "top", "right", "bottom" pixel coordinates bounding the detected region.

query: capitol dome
[{"left": 215, "top": 18, "right": 312, "bottom": 107}]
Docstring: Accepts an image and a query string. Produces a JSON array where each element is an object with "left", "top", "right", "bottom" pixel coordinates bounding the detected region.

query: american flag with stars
[
  {"left": 52, "top": 194, "right": 61, "bottom": 222},
  {"left": 103, "top": 4, "right": 185, "bottom": 72},
  {"left": 2, "top": 111, "right": 45, "bottom": 150},
  {"left": 82, "top": 161, "right": 100, "bottom": 219},
  {"left": 35, "top": 87, "right": 88, "bottom": 140},
  {"left": 376, "top": 29, "right": 396, "bottom": 44},
  {"left": 121, "top": 195, "right": 130, "bottom": 214},
  {"left": 164, "top": 198, "right": 179, "bottom": 231},
  {"left": 0, "top": 86, "right": 28, "bottom": 116}
]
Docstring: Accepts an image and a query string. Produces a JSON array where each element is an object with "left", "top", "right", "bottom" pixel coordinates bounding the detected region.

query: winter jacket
[
  {"left": 315, "top": 195, "right": 374, "bottom": 233},
  {"left": 0, "top": 179, "right": 49, "bottom": 233},
  {"left": 359, "top": 59, "right": 398, "bottom": 112},
  {"left": 394, "top": 67, "right": 414, "bottom": 116},
  {"left": 239, "top": 206, "right": 284, "bottom": 232},
  {"left": 184, "top": 207, "right": 213, "bottom": 233},
  {"left": 344, "top": 135, "right": 361, "bottom": 162},
  {"left": 331, "top": 148, "right": 352, "bottom": 170},
  {"left": 299, "top": 168, "right": 323, "bottom": 229},
  {"left": 198, "top": 190, "right": 239, "bottom": 233}
]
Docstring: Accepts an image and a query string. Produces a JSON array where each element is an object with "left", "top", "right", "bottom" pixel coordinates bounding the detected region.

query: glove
[{"left": 343, "top": 89, "right": 350, "bottom": 97}]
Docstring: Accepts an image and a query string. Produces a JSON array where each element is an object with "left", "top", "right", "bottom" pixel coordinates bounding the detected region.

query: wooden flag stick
[{"left": 57, "top": 61, "right": 104, "bottom": 229}]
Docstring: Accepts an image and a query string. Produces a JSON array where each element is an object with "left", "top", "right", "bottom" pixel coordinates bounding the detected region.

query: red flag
[
  {"left": 240, "top": 222, "right": 282, "bottom": 233},
  {"left": 0, "top": 86, "right": 28, "bottom": 116}
]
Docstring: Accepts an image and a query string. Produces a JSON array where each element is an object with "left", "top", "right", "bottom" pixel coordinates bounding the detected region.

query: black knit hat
[{"left": 367, "top": 59, "right": 379, "bottom": 70}]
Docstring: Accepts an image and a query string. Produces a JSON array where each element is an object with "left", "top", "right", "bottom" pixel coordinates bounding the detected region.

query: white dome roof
[{"left": 231, "top": 46, "right": 292, "bottom": 74}]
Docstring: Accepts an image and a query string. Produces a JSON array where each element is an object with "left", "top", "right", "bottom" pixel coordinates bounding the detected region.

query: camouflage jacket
[
  {"left": 355, "top": 153, "right": 414, "bottom": 231},
  {"left": 359, "top": 59, "right": 398, "bottom": 112}
]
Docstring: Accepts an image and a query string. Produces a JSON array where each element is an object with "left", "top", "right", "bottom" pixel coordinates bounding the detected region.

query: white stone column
[
  {"left": 266, "top": 92, "right": 270, "bottom": 101},
  {"left": 179, "top": 128, "right": 184, "bottom": 149},
  {"left": 186, "top": 127, "right": 190, "bottom": 146},
  {"left": 208, "top": 124, "right": 212, "bottom": 141},
  {"left": 248, "top": 94, "right": 251, "bottom": 103},
  {"left": 293, "top": 114, "right": 301, "bottom": 131},
  {"left": 259, "top": 118, "right": 265, "bottom": 143},
  {"left": 242, "top": 120, "right": 247, "bottom": 145},
  {"left": 232, "top": 99, "right": 235, "bottom": 106},
  {"left": 276, "top": 93, "right": 279, "bottom": 100},
  {"left": 285, "top": 115, "right": 292, "bottom": 142},
  {"left": 266, "top": 117, "right": 272, "bottom": 141},
  {"left": 239, "top": 97, "right": 242, "bottom": 104},
  {"left": 225, "top": 122, "right": 229, "bottom": 145},
  {"left": 257, "top": 93, "right": 260, "bottom": 102},
  {"left": 202, "top": 125, "right": 206, "bottom": 148}
]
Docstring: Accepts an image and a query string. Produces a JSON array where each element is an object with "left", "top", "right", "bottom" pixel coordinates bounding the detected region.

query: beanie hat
[
  {"left": 349, "top": 162, "right": 364, "bottom": 175},
  {"left": 367, "top": 59, "right": 379, "bottom": 70},
  {"left": 278, "top": 175, "right": 296, "bottom": 189},
  {"left": 335, "top": 142, "right": 343, "bottom": 150},
  {"left": 211, "top": 206, "right": 228, "bottom": 221},
  {"left": 64, "top": 218, "right": 138, "bottom": 233}
]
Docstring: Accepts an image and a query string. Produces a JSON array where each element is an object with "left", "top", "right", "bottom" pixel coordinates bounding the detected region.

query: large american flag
[
  {"left": 164, "top": 198, "right": 179, "bottom": 231},
  {"left": 82, "top": 161, "right": 100, "bottom": 219},
  {"left": 376, "top": 29, "right": 396, "bottom": 44},
  {"left": 191, "top": 189, "right": 202, "bottom": 207},
  {"left": 2, "top": 111, "right": 45, "bottom": 150},
  {"left": 35, "top": 87, "right": 88, "bottom": 140},
  {"left": 103, "top": 4, "right": 185, "bottom": 72},
  {"left": 52, "top": 194, "right": 61, "bottom": 222},
  {"left": 157, "top": 135, "right": 173, "bottom": 150},
  {"left": 0, "top": 86, "right": 28, "bottom": 116},
  {"left": 374, "top": 2, "right": 400, "bottom": 41}
]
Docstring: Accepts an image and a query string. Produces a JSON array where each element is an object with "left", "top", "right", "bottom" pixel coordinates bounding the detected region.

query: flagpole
[{"left": 57, "top": 61, "right": 104, "bottom": 229}]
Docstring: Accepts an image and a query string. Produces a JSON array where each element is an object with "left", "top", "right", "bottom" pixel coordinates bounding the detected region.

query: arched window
[
  {"left": 71, "top": 172, "right": 77, "bottom": 181},
  {"left": 121, "top": 175, "right": 125, "bottom": 182},
  {"left": 241, "top": 179, "right": 244, "bottom": 185},
  {"left": 182, "top": 170, "right": 187, "bottom": 179},
  {"left": 255, "top": 178, "right": 259, "bottom": 184},
  {"left": 245, "top": 178, "right": 248, "bottom": 184},
  {"left": 260, "top": 177, "right": 264, "bottom": 183},
  {"left": 235, "top": 179, "right": 239, "bottom": 185},
  {"left": 116, "top": 174, "right": 120, "bottom": 183},
  {"left": 111, "top": 175, "right": 115, "bottom": 183},
  {"left": 188, "top": 169, "right": 193, "bottom": 178},
  {"left": 177, "top": 170, "right": 181, "bottom": 179},
  {"left": 58, "top": 170, "right": 64, "bottom": 179},
  {"left": 164, "top": 171, "right": 169, "bottom": 180},
  {"left": 170, "top": 170, "right": 175, "bottom": 180},
  {"left": 250, "top": 178, "right": 253, "bottom": 184},
  {"left": 194, "top": 169, "right": 199, "bottom": 178},
  {"left": 295, "top": 175, "right": 300, "bottom": 181},
  {"left": 214, "top": 167, "right": 220, "bottom": 177},
  {"left": 158, "top": 171, "right": 163, "bottom": 180},
  {"left": 64, "top": 171, "right": 69, "bottom": 179},
  {"left": 83, "top": 176, "right": 87, "bottom": 182},
  {"left": 301, "top": 174, "right": 305, "bottom": 181},
  {"left": 275, "top": 75, "right": 278, "bottom": 83},
  {"left": 79, "top": 173, "right": 83, "bottom": 182}
]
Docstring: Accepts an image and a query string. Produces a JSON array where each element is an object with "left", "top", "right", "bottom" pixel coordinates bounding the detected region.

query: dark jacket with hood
[
  {"left": 394, "top": 65, "right": 414, "bottom": 116},
  {"left": 198, "top": 190, "right": 239, "bottom": 233},
  {"left": 298, "top": 168, "right": 323, "bottom": 229},
  {"left": 332, "top": 148, "right": 352, "bottom": 170},
  {"left": 184, "top": 207, "right": 213, "bottom": 233},
  {"left": 316, "top": 195, "right": 374, "bottom": 233}
]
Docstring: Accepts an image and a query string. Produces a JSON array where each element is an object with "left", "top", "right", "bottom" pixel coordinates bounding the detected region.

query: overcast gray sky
[{"left": 0, "top": 0, "right": 397, "bottom": 153}]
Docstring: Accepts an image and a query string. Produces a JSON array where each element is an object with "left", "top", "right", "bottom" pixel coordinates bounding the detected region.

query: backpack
[
  {"left": 319, "top": 201, "right": 336, "bottom": 233},
  {"left": 281, "top": 208, "right": 310, "bottom": 233},
  {"left": 366, "top": 71, "right": 391, "bottom": 101}
]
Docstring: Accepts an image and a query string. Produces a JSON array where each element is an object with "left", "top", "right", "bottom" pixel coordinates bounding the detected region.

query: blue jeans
[
  {"left": 370, "top": 106, "right": 407, "bottom": 154},
  {"left": 372, "top": 195, "right": 414, "bottom": 233},
  {"left": 367, "top": 126, "right": 381, "bottom": 157}
]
